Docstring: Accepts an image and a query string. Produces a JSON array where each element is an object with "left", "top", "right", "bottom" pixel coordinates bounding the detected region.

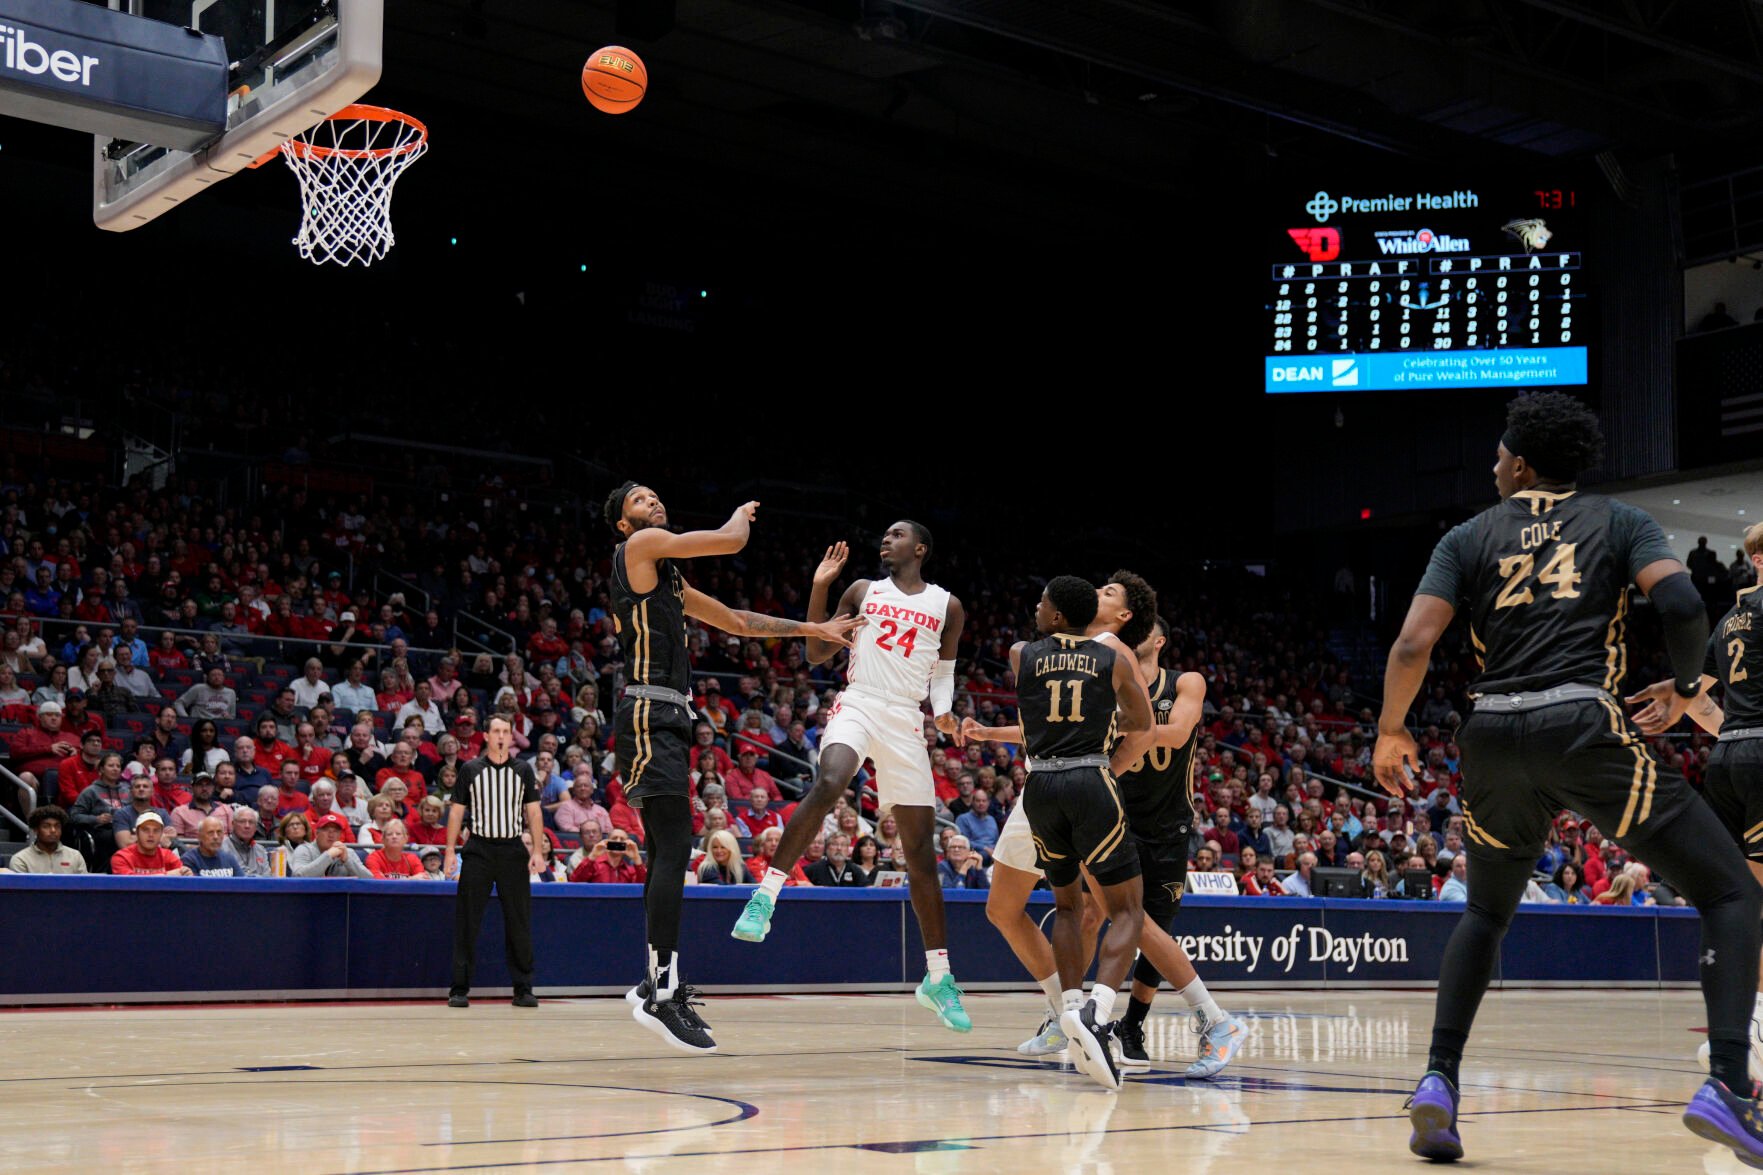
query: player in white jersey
[{"left": 731, "top": 523, "right": 973, "bottom": 1032}]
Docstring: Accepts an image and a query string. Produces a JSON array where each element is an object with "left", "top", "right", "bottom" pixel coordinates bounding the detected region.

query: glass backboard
[{"left": 93, "top": 0, "right": 381, "bottom": 230}]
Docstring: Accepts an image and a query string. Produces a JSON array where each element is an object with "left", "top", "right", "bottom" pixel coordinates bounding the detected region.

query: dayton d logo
[{"left": 1287, "top": 227, "right": 1340, "bottom": 261}]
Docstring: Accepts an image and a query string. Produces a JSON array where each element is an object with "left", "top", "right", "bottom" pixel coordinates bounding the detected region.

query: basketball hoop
[{"left": 269, "top": 104, "right": 428, "bottom": 267}]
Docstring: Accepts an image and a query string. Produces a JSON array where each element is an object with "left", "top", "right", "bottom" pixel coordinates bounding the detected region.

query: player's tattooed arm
[
  {"left": 1627, "top": 673, "right": 1723, "bottom": 735},
  {"left": 683, "top": 583, "right": 862, "bottom": 647}
]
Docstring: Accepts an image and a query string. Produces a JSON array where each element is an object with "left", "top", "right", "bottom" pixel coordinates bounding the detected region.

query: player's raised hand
[
  {"left": 1371, "top": 728, "right": 1419, "bottom": 799},
  {"left": 808, "top": 613, "right": 865, "bottom": 647},
  {"left": 934, "top": 712, "right": 962, "bottom": 747},
  {"left": 732, "top": 501, "right": 761, "bottom": 524},
  {"left": 813, "top": 542, "right": 849, "bottom": 588}
]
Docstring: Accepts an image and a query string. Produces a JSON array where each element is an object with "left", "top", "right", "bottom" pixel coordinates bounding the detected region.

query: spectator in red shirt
[
  {"left": 273, "top": 761, "right": 312, "bottom": 818},
  {"left": 252, "top": 716, "right": 295, "bottom": 777},
  {"left": 408, "top": 795, "right": 450, "bottom": 846},
  {"left": 744, "top": 826, "right": 808, "bottom": 886},
  {"left": 734, "top": 785, "right": 784, "bottom": 838},
  {"left": 450, "top": 711, "right": 486, "bottom": 760},
  {"left": 724, "top": 747, "right": 776, "bottom": 803},
  {"left": 7, "top": 700, "right": 80, "bottom": 812},
  {"left": 366, "top": 819, "right": 427, "bottom": 878},
  {"left": 305, "top": 779, "right": 353, "bottom": 838},
  {"left": 288, "top": 722, "right": 331, "bottom": 787},
  {"left": 374, "top": 743, "right": 427, "bottom": 804},
  {"left": 55, "top": 729, "right": 107, "bottom": 806},
  {"left": 569, "top": 830, "right": 648, "bottom": 883},
  {"left": 149, "top": 630, "right": 188, "bottom": 673},
  {"left": 1205, "top": 806, "right": 1240, "bottom": 857},
  {"left": 527, "top": 618, "right": 569, "bottom": 665},
  {"left": 109, "top": 811, "right": 191, "bottom": 875}
]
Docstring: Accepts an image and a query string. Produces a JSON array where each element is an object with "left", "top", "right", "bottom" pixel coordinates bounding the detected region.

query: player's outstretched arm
[
  {"left": 1112, "top": 649, "right": 1153, "bottom": 736},
  {"left": 961, "top": 719, "right": 1022, "bottom": 744},
  {"left": 1634, "top": 556, "right": 1713, "bottom": 732},
  {"left": 625, "top": 500, "right": 759, "bottom": 567},
  {"left": 684, "top": 584, "right": 863, "bottom": 647},
  {"left": 1373, "top": 594, "right": 1456, "bottom": 797},
  {"left": 1627, "top": 674, "right": 1723, "bottom": 735}
]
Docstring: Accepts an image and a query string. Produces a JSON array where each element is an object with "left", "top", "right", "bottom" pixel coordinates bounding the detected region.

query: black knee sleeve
[
  {"left": 1132, "top": 952, "right": 1164, "bottom": 989},
  {"left": 641, "top": 795, "right": 694, "bottom": 958}
]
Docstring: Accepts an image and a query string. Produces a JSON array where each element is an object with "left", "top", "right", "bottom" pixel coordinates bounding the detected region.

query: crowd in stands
[{"left": 0, "top": 459, "right": 1724, "bottom": 904}]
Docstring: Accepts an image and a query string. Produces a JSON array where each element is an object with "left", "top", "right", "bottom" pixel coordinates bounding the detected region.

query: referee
[{"left": 444, "top": 714, "right": 545, "bottom": 1008}]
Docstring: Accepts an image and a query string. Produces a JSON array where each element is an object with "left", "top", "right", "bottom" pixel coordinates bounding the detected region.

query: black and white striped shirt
[{"left": 454, "top": 755, "right": 540, "bottom": 841}]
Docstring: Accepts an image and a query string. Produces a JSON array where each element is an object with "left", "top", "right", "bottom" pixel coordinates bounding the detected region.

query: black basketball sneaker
[
  {"left": 634, "top": 985, "right": 717, "bottom": 1054},
  {"left": 1112, "top": 1018, "right": 1151, "bottom": 1069}
]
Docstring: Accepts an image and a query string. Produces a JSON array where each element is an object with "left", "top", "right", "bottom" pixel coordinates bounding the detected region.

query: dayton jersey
[
  {"left": 1017, "top": 633, "right": 1119, "bottom": 760},
  {"left": 611, "top": 544, "right": 690, "bottom": 694},
  {"left": 844, "top": 578, "right": 950, "bottom": 704},
  {"left": 1109, "top": 668, "right": 1198, "bottom": 842},
  {"left": 1707, "top": 585, "right": 1763, "bottom": 731},
  {"left": 1417, "top": 490, "right": 1674, "bottom": 695}
]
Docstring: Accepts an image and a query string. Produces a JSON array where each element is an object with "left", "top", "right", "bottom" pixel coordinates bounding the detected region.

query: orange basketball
[{"left": 582, "top": 46, "right": 647, "bottom": 114}]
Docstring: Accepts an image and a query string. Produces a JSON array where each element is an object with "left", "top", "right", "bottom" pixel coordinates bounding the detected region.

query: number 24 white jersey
[{"left": 845, "top": 577, "right": 950, "bottom": 704}]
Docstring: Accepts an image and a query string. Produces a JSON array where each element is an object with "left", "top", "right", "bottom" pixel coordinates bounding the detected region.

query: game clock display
[{"left": 1265, "top": 182, "right": 1589, "bottom": 393}]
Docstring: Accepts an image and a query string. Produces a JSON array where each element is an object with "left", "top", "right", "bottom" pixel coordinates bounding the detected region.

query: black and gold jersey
[
  {"left": 610, "top": 543, "right": 690, "bottom": 695},
  {"left": 1416, "top": 490, "right": 1674, "bottom": 696},
  {"left": 1109, "top": 668, "right": 1198, "bottom": 842},
  {"left": 1707, "top": 585, "right": 1763, "bottom": 730},
  {"left": 1017, "top": 633, "right": 1119, "bottom": 760}
]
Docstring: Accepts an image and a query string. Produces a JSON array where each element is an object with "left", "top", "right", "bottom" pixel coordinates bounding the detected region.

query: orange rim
[{"left": 282, "top": 104, "right": 429, "bottom": 160}]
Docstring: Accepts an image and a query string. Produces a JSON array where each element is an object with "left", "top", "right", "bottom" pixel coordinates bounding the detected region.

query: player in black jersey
[
  {"left": 1013, "top": 575, "right": 1153, "bottom": 1090},
  {"left": 605, "top": 482, "right": 861, "bottom": 1053},
  {"left": 1105, "top": 615, "right": 1247, "bottom": 1077},
  {"left": 967, "top": 578, "right": 1244, "bottom": 1076},
  {"left": 1629, "top": 522, "right": 1763, "bottom": 1082},
  {"left": 1373, "top": 393, "right": 1763, "bottom": 1166}
]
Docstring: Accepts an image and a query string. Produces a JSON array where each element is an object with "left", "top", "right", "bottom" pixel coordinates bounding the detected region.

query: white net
[{"left": 280, "top": 106, "right": 428, "bottom": 267}]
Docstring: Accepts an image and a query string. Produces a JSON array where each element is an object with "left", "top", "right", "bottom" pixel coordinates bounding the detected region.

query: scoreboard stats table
[{"left": 1265, "top": 182, "right": 1589, "bottom": 393}]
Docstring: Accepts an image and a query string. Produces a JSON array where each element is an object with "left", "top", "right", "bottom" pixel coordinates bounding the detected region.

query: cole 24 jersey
[{"left": 845, "top": 578, "right": 951, "bottom": 704}]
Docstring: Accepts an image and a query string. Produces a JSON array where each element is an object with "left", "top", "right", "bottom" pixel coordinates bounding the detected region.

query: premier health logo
[
  {"left": 1306, "top": 191, "right": 1340, "bottom": 223},
  {"left": 1331, "top": 358, "right": 1359, "bottom": 387}
]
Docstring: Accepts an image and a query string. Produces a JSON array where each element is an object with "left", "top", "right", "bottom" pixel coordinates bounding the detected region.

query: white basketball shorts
[{"left": 821, "top": 689, "right": 935, "bottom": 810}]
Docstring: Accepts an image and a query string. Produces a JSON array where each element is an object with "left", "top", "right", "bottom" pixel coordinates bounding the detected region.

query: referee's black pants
[{"left": 450, "top": 839, "right": 534, "bottom": 996}]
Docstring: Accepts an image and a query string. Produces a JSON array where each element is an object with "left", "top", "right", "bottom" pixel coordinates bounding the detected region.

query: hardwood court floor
[{"left": 0, "top": 990, "right": 1741, "bottom": 1174}]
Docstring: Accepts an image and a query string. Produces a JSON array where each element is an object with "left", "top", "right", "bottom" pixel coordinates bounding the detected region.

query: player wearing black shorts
[
  {"left": 1373, "top": 393, "right": 1763, "bottom": 1166},
  {"left": 1012, "top": 575, "right": 1153, "bottom": 1090},
  {"left": 1104, "top": 615, "right": 1246, "bottom": 1076},
  {"left": 606, "top": 483, "right": 861, "bottom": 1053},
  {"left": 1630, "top": 521, "right": 1763, "bottom": 1080}
]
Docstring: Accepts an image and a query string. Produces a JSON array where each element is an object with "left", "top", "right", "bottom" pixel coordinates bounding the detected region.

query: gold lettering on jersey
[
  {"left": 1033, "top": 653, "right": 1099, "bottom": 677},
  {"left": 1518, "top": 520, "right": 1563, "bottom": 550},
  {"left": 1727, "top": 612, "right": 1756, "bottom": 638}
]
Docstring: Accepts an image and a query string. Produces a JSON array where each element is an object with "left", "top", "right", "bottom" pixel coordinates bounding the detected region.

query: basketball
[{"left": 582, "top": 46, "right": 647, "bottom": 114}]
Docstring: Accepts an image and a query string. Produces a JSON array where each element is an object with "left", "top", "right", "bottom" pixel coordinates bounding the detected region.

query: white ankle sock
[
  {"left": 1178, "top": 976, "right": 1223, "bottom": 1026},
  {"left": 1090, "top": 985, "right": 1117, "bottom": 1021},
  {"left": 649, "top": 948, "right": 678, "bottom": 1001},
  {"left": 1062, "top": 988, "right": 1085, "bottom": 1013},
  {"left": 759, "top": 867, "right": 788, "bottom": 900},
  {"left": 926, "top": 949, "right": 950, "bottom": 981},
  {"left": 1038, "top": 973, "right": 1062, "bottom": 1015}
]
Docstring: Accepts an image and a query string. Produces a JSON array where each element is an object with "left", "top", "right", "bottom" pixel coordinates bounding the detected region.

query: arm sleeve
[
  {"left": 1645, "top": 571, "right": 1710, "bottom": 693},
  {"left": 1614, "top": 501, "right": 1677, "bottom": 582},
  {"left": 1705, "top": 627, "right": 1723, "bottom": 680},
  {"left": 929, "top": 660, "right": 956, "bottom": 716},
  {"left": 1414, "top": 523, "right": 1473, "bottom": 605}
]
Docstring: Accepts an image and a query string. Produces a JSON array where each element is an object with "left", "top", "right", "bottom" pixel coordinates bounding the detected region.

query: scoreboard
[{"left": 1265, "top": 181, "right": 1590, "bottom": 393}]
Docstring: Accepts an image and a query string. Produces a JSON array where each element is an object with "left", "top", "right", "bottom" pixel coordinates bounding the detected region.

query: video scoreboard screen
[{"left": 1265, "top": 180, "right": 1589, "bottom": 393}]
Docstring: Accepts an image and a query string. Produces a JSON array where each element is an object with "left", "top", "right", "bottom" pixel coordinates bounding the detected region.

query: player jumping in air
[
  {"left": 1372, "top": 393, "right": 1763, "bottom": 1164},
  {"left": 607, "top": 484, "right": 861, "bottom": 1054},
  {"left": 730, "top": 527, "right": 973, "bottom": 1033}
]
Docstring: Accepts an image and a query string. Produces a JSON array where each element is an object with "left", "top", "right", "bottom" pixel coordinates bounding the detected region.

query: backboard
[{"left": 93, "top": 0, "right": 381, "bottom": 230}]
